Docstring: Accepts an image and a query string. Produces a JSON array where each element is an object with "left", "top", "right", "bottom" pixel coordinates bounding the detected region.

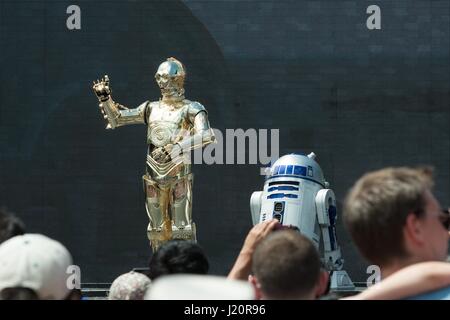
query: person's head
[
  {"left": 145, "top": 274, "right": 254, "bottom": 300},
  {"left": 0, "top": 207, "right": 25, "bottom": 244},
  {"left": 155, "top": 57, "right": 186, "bottom": 100},
  {"left": 344, "top": 166, "right": 449, "bottom": 274},
  {"left": 0, "top": 234, "right": 75, "bottom": 300},
  {"left": 250, "top": 230, "right": 329, "bottom": 300},
  {"left": 0, "top": 287, "right": 38, "bottom": 300},
  {"left": 148, "top": 240, "right": 209, "bottom": 280},
  {"left": 108, "top": 271, "right": 151, "bottom": 300}
]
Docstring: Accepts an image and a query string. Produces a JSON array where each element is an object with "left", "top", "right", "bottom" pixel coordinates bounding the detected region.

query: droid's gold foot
[{"left": 171, "top": 222, "right": 197, "bottom": 242}]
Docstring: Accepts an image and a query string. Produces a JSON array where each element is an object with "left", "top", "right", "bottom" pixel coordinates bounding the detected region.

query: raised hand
[
  {"left": 93, "top": 75, "right": 112, "bottom": 102},
  {"left": 227, "top": 219, "right": 279, "bottom": 280},
  {"left": 150, "top": 144, "right": 182, "bottom": 164}
]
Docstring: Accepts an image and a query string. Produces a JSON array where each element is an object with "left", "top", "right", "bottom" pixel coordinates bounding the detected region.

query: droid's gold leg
[
  {"left": 143, "top": 174, "right": 172, "bottom": 252},
  {"left": 170, "top": 173, "right": 196, "bottom": 241}
]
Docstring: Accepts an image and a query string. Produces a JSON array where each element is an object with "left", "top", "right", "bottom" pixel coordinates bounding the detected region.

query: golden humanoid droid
[{"left": 92, "top": 58, "right": 215, "bottom": 252}]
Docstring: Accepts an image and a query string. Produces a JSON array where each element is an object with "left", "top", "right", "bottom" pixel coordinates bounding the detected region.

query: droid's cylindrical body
[
  {"left": 250, "top": 152, "right": 354, "bottom": 291},
  {"left": 252, "top": 153, "right": 328, "bottom": 246},
  {"left": 257, "top": 154, "right": 326, "bottom": 247}
]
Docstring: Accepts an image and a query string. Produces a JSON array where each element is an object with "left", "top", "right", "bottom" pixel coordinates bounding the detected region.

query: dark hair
[
  {"left": 343, "top": 166, "right": 433, "bottom": 266},
  {"left": 148, "top": 240, "right": 209, "bottom": 280},
  {"left": 252, "top": 230, "right": 321, "bottom": 299},
  {"left": 65, "top": 289, "right": 82, "bottom": 300},
  {"left": 0, "top": 207, "right": 25, "bottom": 244},
  {"left": 0, "top": 287, "right": 38, "bottom": 300}
]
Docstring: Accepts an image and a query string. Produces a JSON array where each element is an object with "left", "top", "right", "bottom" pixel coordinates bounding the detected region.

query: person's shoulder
[{"left": 406, "top": 285, "right": 450, "bottom": 300}]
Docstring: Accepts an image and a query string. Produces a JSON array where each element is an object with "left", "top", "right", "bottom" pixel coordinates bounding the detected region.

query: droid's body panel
[
  {"left": 146, "top": 100, "right": 205, "bottom": 148},
  {"left": 259, "top": 173, "right": 322, "bottom": 247},
  {"left": 144, "top": 100, "right": 207, "bottom": 181}
]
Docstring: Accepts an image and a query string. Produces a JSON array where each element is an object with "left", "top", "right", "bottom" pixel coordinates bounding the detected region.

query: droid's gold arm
[
  {"left": 177, "top": 111, "right": 215, "bottom": 152},
  {"left": 100, "top": 98, "right": 148, "bottom": 129}
]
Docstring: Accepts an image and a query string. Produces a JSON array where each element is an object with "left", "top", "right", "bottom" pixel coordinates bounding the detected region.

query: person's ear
[
  {"left": 248, "top": 274, "right": 263, "bottom": 300},
  {"left": 315, "top": 270, "right": 330, "bottom": 298},
  {"left": 404, "top": 212, "right": 426, "bottom": 247}
]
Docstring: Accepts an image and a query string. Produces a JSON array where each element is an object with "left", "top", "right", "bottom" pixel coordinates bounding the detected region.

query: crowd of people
[{"left": 0, "top": 166, "right": 449, "bottom": 300}]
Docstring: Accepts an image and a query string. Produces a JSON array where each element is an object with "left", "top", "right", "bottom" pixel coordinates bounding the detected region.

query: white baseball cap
[
  {"left": 0, "top": 234, "right": 73, "bottom": 299},
  {"left": 145, "top": 274, "right": 255, "bottom": 300},
  {"left": 108, "top": 271, "right": 151, "bottom": 300}
]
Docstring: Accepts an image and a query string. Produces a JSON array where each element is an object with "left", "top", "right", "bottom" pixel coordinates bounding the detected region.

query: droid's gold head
[{"left": 155, "top": 57, "right": 186, "bottom": 100}]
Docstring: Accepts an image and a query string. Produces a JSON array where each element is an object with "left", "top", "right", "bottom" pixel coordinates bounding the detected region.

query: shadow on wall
[{"left": 0, "top": 0, "right": 237, "bottom": 283}]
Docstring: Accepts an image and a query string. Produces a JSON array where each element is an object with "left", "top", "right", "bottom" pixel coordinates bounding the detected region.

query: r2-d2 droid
[{"left": 250, "top": 152, "right": 354, "bottom": 292}]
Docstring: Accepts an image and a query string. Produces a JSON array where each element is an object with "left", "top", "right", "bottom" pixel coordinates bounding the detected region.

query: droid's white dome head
[{"left": 267, "top": 153, "right": 327, "bottom": 187}]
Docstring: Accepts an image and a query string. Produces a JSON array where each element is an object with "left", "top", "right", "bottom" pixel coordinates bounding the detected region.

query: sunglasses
[{"left": 440, "top": 208, "right": 450, "bottom": 231}]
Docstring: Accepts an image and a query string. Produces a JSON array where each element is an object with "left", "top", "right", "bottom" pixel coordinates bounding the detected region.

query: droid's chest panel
[{"left": 147, "top": 103, "right": 192, "bottom": 147}]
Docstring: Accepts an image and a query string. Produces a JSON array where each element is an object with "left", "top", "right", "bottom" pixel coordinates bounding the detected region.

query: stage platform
[
  {"left": 81, "top": 283, "right": 110, "bottom": 300},
  {"left": 79, "top": 282, "right": 368, "bottom": 300}
]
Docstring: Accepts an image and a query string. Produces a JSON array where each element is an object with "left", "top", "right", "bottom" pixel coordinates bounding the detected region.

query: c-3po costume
[{"left": 92, "top": 58, "right": 215, "bottom": 251}]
